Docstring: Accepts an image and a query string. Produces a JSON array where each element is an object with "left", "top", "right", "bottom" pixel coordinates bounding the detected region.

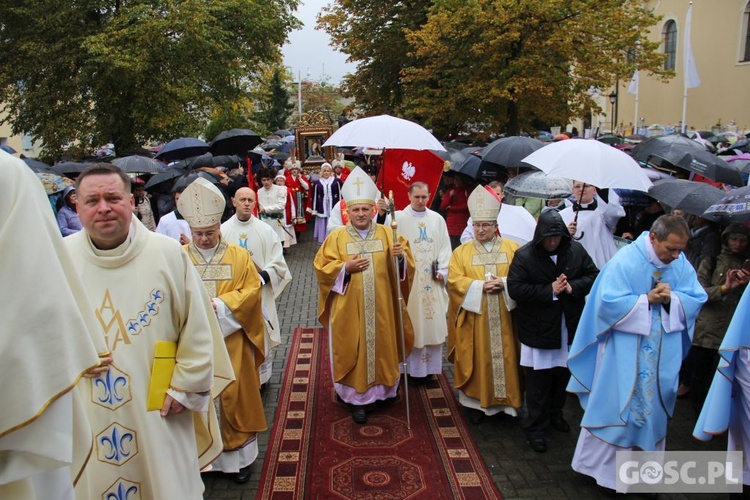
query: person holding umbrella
[{"left": 560, "top": 181, "right": 625, "bottom": 269}]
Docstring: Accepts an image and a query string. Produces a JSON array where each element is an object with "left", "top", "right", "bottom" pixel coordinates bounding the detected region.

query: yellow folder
[{"left": 146, "top": 341, "right": 177, "bottom": 411}]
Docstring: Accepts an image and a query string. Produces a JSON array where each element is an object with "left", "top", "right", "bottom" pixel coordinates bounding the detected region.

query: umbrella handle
[{"left": 572, "top": 182, "right": 586, "bottom": 240}]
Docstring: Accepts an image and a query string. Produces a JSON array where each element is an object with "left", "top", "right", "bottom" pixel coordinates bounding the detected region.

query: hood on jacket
[
  {"left": 532, "top": 208, "right": 571, "bottom": 247},
  {"left": 721, "top": 223, "right": 750, "bottom": 254}
]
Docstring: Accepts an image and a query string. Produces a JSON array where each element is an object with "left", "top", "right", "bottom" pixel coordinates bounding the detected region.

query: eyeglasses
[{"left": 472, "top": 222, "right": 496, "bottom": 230}]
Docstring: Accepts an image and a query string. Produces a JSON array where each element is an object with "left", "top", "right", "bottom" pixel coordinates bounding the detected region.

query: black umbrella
[
  {"left": 22, "top": 158, "right": 56, "bottom": 174},
  {"left": 185, "top": 152, "right": 215, "bottom": 170},
  {"left": 631, "top": 135, "right": 743, "bottom": 185},
  {"left": 144, "top": 167, "right": 187, "bottom": 190},
  {"left": 261, "top": 139, "right": 285, "bottom": 152},
  {"left": 274, "top": 129, "right": 291, "bottom": 137},
  {"left": 212, "top": 155, "right": 242, "bottom": 169},
  {"left": 170, "top": 171, "right": 221, "bottom": 192},
  {"left": 703, "top": 186, "right": 750, "bottom": 223},
  {"left": 480, "top": 136, "right": 545, "bottom": 169},
  {"left": 452, "top": 154, "right": 503, "bottom": 181},
  {"left": 118, "top": 147, "right": 154, "bottom": 157},
  {"left": 209, "top": 129, "right": 263, "bottom": 156},
  {"left": 154, "top": 137, "right": 209, "bottom": 162},
  {"left": 112, "top": 155, "right": 166, "bottom": 174},
  {"left": 52, "top": 161, "right": 88, "bottom": 175},
  {"left": 647, "top": 179, "right": 726, "bottom": 217}
]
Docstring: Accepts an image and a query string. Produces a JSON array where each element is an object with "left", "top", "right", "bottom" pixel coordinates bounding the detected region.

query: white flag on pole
[
  {"left": 626, "top": 70, "right": 639, "bottom": 95},
  {"left": 683, "top": 3, "right": 701, "bottom": 88}
]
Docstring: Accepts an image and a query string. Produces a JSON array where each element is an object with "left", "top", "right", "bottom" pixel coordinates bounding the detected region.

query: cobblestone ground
[{"left": 204, "top": 232, "right": 730, "bottom": 500}]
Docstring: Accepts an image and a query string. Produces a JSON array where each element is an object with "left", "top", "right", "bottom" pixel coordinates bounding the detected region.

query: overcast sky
[{"left": 281, "top": 0, "right": 356, "bottom": 85}]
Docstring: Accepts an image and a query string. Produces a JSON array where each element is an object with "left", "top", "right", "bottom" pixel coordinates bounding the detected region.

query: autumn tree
[{"left": 0, "top": 0, "right": 300, "bottom": 159}]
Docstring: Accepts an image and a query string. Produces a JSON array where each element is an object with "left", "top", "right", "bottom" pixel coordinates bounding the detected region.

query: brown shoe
[{"left": 677, "top": 384, "right": 691, "bottom": 398}]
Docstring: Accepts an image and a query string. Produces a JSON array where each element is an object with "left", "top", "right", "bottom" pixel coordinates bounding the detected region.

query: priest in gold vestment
[
  {"left": 67, "top": 164, "right": 234, "bottom": 500},
  {"left": 314, "top": 167, "right": 415, "bottom": 424},
  {"left": 448, "top": 185, "right": 522, "bottom": 424},
  {"left": 178, "top": 178, "right": 267, "bottom": 484}
]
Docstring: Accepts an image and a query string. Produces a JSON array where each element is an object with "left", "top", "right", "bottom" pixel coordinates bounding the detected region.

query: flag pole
[{"left": 681, "top": 1, "right": 700, "bottom": 133}]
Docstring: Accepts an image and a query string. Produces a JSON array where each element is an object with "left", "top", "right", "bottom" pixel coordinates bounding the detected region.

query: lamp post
[{"left": 608, "top": 91, "right": 617, "bottom": 134}]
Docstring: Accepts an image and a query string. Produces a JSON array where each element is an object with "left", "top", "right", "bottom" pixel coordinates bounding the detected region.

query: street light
[{"left": 608, "top": 91, "right": 617, "bottom": 134}]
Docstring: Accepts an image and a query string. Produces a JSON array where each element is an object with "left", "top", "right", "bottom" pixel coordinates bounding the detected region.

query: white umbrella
[
  {"left": 521, "top": 139, "right": 653, "bottom": 192},
  {"left": 323, "top": 114, "right": 446, "bottom": 151},
  {"left": 498, "top": 204, "right": 537, "bottom": 245}
]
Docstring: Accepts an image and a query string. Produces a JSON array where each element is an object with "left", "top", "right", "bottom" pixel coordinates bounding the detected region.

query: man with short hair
[
  {"left": 507, "top": 209, "right": 599, "bottom": 452},
  {"left": 395, "top": 181, "right": 451, "bottom": 382},
  {"left": 560, "top": 180, "right": 625, "bottom": 269},
  {"left": 567, "top": 215, "right": 707, "bottom": 492},
  {"left": 448, "top": 185, "right": 523, "bottom": 424},
  {"left": 179, "top": 179, "right": 267, "bottom": 484},
  {"left": 314, "top": 167, "right": 415, "bottom": 424},
  {"left": 222, "top": 186, "right": 292, "bottom": 387},
  {"left": 66, "top": 163, "right": 233, "bottom": 499}
]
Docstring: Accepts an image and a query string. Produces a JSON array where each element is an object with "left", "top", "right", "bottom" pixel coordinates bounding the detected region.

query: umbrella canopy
[
  {"left": 480, "top": 136, "right": 544, "bottom": 169},
  {"left": 52, "top": 161, "right": 88, "bottom": 175},
  {"left": 274, "top": 129, "right": 291, "bottom": 137},
  {"left": 726, "top": 153, "right": 750, "bottom": 174},
  {"left": 498, "top": 204, "right": 537, "bottom": 245},
  {"left": 703, "top": 186, "right": 750, "bottom": 222},
  {"left": 154, "top": 137, "right": 209, "bottom": 162},
  {"left": 631, "top": 135, "right": 742, "bottom": 185},
  {"left": 143, "top": 167, "right": 187, "bottom": 190},
  {"left": 504, "top": 171, "right": 572, "bottom": 200},
  {"left": 647, "top": 179, "right": 726, "bottom": 217},
  {"left": 112, "top": 155, "right": 165, "bottom": 174},
  {"left": 521, "top": 138, "right": 653, "bottom": 192},
  {"left": 36, "top": 172, "right": 74, "bottom": 195},
  {"left": 212, "top": 155, "right": 242, "bottom": 169},
  {"left": 596, "top": 135, "right": 624, "bottom": 146},
  {"left": 323, "top": 114, "right": 445, "bottom": 151},
  {"left": 1, "top": 144, "right": 16, "bottom": 154},
  {"left": 451, "top": 154, "right": 503, "bottom": 181},
  {"left": 209, "top": 128, "right": 263, "bottom": 156},
  {"left": 171, "top": 171, "right": 221, "bottom": 192},
  {"left": 22, "top": 158, "right": 55, "bottom": 174}
]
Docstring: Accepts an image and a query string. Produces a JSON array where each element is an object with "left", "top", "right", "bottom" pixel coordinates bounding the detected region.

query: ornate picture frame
[{"left": 296, "top": 112, "right": 333, "bottom": 173}]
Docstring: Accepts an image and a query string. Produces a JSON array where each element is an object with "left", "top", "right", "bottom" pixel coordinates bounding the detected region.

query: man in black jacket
[{"left": 507, "top": 209, "right": 599, "bottom": 452}]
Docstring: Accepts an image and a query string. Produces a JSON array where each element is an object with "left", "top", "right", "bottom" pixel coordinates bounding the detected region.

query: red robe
[{"left": 284, "top": 172, "right": 310, "bottom": 232}]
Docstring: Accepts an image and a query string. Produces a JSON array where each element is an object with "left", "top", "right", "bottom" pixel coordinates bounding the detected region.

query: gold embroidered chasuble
[
  {"left": 66, "top": 220, "right": 233, "bottom": 500},
  {"left": 314, "top": 223, "right": 416, "bottom": 393},
  {"left": 186, "top": 240, "right": 267, "bottom": 450},
  {"left": 447, "top": 237, "right": 522, "bottom": 409}
]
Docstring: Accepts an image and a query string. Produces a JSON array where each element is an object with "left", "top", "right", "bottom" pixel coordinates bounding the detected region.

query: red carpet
[{"left": 256, "top": 327, "right": 502, "bottom": 499}]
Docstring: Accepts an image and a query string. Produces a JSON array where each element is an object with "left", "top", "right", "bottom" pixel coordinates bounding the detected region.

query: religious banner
[{"left": 377, "top": 149, "right": 445, "bottom": 210}]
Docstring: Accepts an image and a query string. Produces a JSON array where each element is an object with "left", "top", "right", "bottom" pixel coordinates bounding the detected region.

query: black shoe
[
  {"left": 549, "top": 416, "right": 570, "bottom": 433},
  {"left": 233, "top": 465, "right": 252, "bottom": 484},
  {"left": 351, "top": 407, "right": 367, "bottom": 424},
  {"left": 469, "top": 409, "right": 485, "bottom": 424},
  {"left": 527, "top": 437, "right": 547, "bottom": 453}
]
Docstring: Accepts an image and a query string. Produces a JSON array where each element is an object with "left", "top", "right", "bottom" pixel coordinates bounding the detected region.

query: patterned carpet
[{"left": 256, "top": 327, "right": 502, "bottom": 499}]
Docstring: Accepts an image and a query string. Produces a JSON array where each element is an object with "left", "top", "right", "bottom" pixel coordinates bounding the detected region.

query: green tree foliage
[
  {"left": 319, "top": 0, "right": 670, "bottom": 137},
  {"left": 255, "top": 68, "right": 295, "bottom": 133},
  {"left": 317, "top": 0, "right": 432, "bottom": 115},
  {"left": 0, "top": 0, "right": 301, "bottom": 158}
]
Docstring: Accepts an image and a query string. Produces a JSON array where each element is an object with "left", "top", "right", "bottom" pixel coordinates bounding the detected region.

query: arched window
[
  {"left": 743, "top": 3, "right": 750, "bottom": 61},
  {"left": 663, "top": 20, "right": 677, "bottom": 70}
]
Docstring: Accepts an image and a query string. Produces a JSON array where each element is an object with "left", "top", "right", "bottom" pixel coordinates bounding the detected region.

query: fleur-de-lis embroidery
[
  {"left": 99, "top": 425, "right": 135, "bottom": 463},
  {"left": 94, "top": 369, "right": 127, "bottom": 406},
  {"left": 105, "top": 481, "right": 138, "bottom": 500}
]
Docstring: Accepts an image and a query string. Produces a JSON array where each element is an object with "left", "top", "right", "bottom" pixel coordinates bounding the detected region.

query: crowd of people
[{"left": 3, "top": 132, "right": 750, "bottom": 499}]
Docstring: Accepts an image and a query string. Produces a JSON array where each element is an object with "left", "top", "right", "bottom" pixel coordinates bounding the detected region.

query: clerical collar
[
  {"left": 405, "top": 206, "right": 427, "bottom": 218},
  {"left": 355, "top": 226, "right": 371, "bottom": 238},
  {"left": 644, "top": 235, "right": 670, "bottom": 269},
  {"left": 572, "top": 199, "right": 597, "bottom": 212},
  {"left": 235, "top": 216, "right": 253, "bottom": 225},
  {"left": 90, "top": 221, "right": 135, "bottom": 256},
  {"left": 481, "top": 237, "right": 497, "bottom": 252},
  {"left": 197, "top": 242, "right": 220, "bottom": 261}
]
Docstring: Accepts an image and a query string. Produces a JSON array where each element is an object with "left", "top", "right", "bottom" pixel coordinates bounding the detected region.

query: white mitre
[
  {"left": 340, "top": 166, "right": 378, "bottom": 206},
  {"left": 468, "top": 185, "right": 501, "bottom": 222},
  {"left": 177, "top": 177, "right": 226, "bottom": 228}
]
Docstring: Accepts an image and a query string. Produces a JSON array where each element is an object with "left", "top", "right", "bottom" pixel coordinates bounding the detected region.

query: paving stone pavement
[{"left": 204, "top": 231, "right": 731, "bottom": 500}]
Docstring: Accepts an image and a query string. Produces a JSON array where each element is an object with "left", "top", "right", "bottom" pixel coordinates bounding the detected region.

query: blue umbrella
[
  {"left": 154, "top": 138, "right": 209, "bottom": 162},
  {"left": 1, "top": 144, "right": 17, "bottom": 154}
]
